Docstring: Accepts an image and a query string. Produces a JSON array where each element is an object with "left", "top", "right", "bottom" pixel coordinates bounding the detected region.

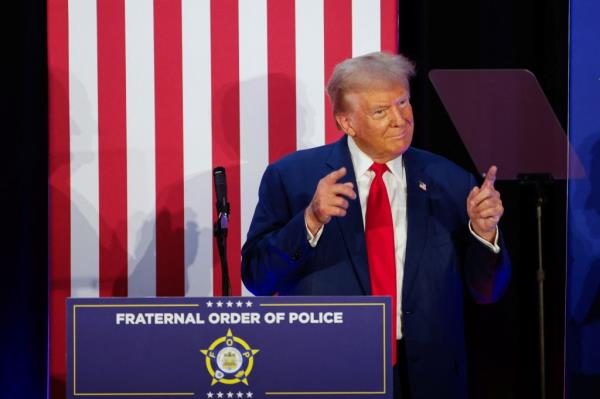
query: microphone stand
[
  {"left": 214, "top": 202, "right": 231, "bottom": 297},
  {"left": 518, "top": 173, "right": 553, "bottom": 399}
]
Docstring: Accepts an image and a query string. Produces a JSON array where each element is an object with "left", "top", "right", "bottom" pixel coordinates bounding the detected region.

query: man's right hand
[{"left": 305, "top": 167, "right": 357, "bottom": 235}]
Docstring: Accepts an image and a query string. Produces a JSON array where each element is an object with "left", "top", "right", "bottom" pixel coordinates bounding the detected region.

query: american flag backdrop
[{"left": 48, "top": 0, "right": 397, "bottom": 395}]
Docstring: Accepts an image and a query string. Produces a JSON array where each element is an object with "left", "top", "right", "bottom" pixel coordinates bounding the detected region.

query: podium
[{"left": 67, "top": 296, "right": 393, "bottom": 398}]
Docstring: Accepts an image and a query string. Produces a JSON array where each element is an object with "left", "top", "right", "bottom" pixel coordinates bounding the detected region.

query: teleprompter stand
[{"left": 430, "top": 69, "right": 582, "bottom": 399}]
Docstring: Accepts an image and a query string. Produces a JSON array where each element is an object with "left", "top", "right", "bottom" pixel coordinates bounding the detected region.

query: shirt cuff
[
  {"left": 468, "top": 221, "right": 501, "bottom": 254},
  {"left": 305, "top": 220, "right": 324, "bottom": 248}
]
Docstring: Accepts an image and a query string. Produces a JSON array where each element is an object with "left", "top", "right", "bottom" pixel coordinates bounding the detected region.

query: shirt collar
[{"left": 347, "top": 136, "right": 404, "bottom": 178}]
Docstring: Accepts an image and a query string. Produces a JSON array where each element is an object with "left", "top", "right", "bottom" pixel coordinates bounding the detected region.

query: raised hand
[
  {"left": 467, "top": 165, "right": 504, "bottom": 243},
  {"left": 305, "top": 167, "right": 357, "bottom": 235}
]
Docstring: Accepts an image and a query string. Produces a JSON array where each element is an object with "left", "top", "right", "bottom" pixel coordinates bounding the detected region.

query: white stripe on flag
[
  {"left": 68, "top": 0, "right": 99, "bottom": 298},
  {"left": 182, "top": 0, "right": 213, "bottom": 297},
  {"left": 295, "top": 0, "right": 325, "bottom": 150},
  {"left": 352, "top": 0, "right": 381, "bottom": 56},
  {"left": 239, "top": 0, "right": 268, "bottom": 296},
  {"left": 125, "top": 0, "right": 157, "bottom": 297}
]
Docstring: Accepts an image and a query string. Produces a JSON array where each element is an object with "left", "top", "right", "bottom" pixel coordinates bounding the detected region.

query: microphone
[
  {"left": 213, "top": 166, "right": 231, "bottom": 296},
  {"left": 213, "top": 166, "right": 230, "bottom": 218}
]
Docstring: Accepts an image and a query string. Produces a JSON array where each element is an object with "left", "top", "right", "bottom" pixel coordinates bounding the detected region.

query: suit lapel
[
  {"left": 402, "top": 148, "right": 431, "bottom": 303},
  {"left": 326, "top": 136, "right": 371, "bottom": 295}
]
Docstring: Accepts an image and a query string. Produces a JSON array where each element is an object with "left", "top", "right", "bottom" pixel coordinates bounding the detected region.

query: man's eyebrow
[{"left": 371, "top": 104, "right": 390, "bottom": 109}]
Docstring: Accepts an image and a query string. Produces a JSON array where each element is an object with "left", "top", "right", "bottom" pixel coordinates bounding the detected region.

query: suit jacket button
[{"left": 291, "top": 250, "right": 302, "bottom": 261}]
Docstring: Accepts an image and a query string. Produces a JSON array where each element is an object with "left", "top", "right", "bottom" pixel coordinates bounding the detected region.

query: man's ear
[{"left": 336, "top": 114, "right": 355, "bottom": 136}]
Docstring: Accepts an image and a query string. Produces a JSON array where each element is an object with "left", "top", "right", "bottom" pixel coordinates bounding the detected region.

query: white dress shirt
[{"left": 307, "top": 137, "right": 500, "bottom": 339}]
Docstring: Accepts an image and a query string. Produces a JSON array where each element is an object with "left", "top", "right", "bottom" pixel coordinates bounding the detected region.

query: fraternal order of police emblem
[{"left": 200, "top": 329, "right": 260, "bottom": 386}]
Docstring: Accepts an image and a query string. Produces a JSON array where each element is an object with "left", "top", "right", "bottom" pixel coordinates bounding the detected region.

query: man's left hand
[{"left": 467, "top": 165, "right": 504, "bottom": 243}]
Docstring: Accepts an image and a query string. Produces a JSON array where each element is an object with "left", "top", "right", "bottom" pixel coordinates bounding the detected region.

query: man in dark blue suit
[{"left": 241, "top": 52, "right": 510, "bottom": 399}]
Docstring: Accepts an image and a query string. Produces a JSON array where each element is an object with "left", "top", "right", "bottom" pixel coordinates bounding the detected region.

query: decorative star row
[
  {"left": 205, "top": 300, "right": 253, "bottom": 308},
  {"left": 206, "top": 391, "right": 253, "bottom": 398}
]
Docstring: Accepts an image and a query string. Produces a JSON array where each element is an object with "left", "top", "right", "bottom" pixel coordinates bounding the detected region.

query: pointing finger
[
  {"left": 470, "top": 187, "right": 499, "bottom": 207},
  {"left": 482, "top": 165, "right": 497, "bottom": 189},
  {"left": 324, "top": 167, "right": 347, "bottom": 183}
]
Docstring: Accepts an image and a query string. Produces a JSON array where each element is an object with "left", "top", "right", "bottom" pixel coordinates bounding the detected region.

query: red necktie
[{"left": 365, "top": 163, "right": 397, "bottom": 365}]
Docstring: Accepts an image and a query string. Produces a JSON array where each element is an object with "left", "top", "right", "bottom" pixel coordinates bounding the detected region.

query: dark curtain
[{"left": 0, "top": 0, "right": 48, "bottom": 398}]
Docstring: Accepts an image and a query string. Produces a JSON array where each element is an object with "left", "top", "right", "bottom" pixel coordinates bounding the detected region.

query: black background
[
  {"left": 1, "top": 0, "right": 49, "bottom": 398},
  {"left": 2, "top": 0, "right": 568, "bottom": 398},
  {"left": 399, "top": 0, "right": 567, "bottom": 398}
]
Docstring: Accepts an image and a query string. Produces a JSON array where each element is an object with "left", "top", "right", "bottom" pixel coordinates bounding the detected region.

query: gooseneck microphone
[
  {"left": 213, "top": 166, "right": 231, "bottom": 296},
  {"left": 213, "top": 166, "right": 230, "bottom": 222}
]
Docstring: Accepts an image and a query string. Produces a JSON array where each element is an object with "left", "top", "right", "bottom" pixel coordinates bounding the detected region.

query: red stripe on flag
[
  {"left": 154, "top": 0, "right": 185, "bottom": 296},
  {"left": 211, "top": 0, "right": 241, "bottom": 296},
  {"left": 267, "top": 0, "right": 296, "bottom": 162},
  {"left": 97, "top": 0, "right": 128, "bottom": 297},
  {"left": 324, "top": 0, "right": 352, "bottom": 144},
  {"left": 48, "top": 0, "right": 70, "bottom": 396},
  {"left": 380, "top": 0, "right": 398, "bottom": 53}
]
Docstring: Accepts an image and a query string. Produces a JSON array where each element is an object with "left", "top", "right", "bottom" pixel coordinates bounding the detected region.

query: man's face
[{"left": 338, "top": 84, "right": 414, "bottom": 163}]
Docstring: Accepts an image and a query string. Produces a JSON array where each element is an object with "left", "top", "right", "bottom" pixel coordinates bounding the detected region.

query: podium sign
[{"left": 67, "top": 296, "right": 392, "bottom": 398}]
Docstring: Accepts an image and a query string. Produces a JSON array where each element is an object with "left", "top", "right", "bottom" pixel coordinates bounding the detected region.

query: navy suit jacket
[{"left": 241, "top": 135, "right": 511, "bottom": 399}]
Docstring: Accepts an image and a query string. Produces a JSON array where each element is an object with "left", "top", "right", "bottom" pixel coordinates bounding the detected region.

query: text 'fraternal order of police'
[{"left": 115, "top": 312, "right": 344, "bottom": 326}]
